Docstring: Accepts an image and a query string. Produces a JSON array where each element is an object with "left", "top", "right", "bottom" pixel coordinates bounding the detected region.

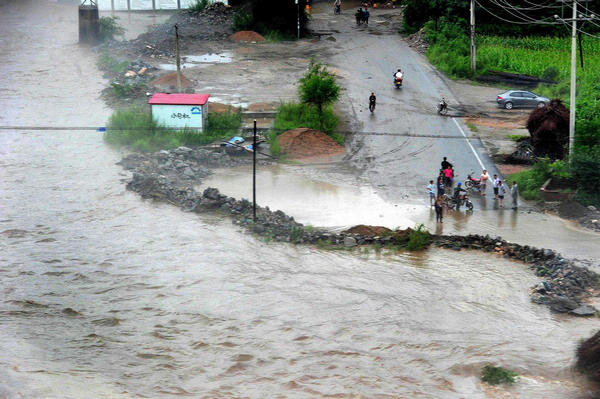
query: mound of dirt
[
  {"left": 277, "top": 128, "right": 345, "bottom": 158},
  {"left": 558, "top": 200, "right": 591, "bottom": 219},
  {"left": 230, "top": 31, "right": 266, "bottom": 42},
  {"left": 150, "top": 72, "right": 193, "bottom": 89},
  {"left": 343, "top": 225, "right": 393, "bottom": 236}
]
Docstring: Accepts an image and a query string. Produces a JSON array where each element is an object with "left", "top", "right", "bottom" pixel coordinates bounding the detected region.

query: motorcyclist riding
[
  {"left": 438, "top": 97, "right": 448, "bottom": 114},
  {"left": 393, "top": 69, "right": 403, "bottom": 88},
  {"left": 369, "top": 92, "right": 376, "bottom": 112},
  {"left": 453, "top": 182, "right": 467, "bottom": 209}
]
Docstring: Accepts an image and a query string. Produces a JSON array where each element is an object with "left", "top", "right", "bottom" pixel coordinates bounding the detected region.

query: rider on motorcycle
[
  {"left": 394, "top": 69, "right": 403, "bottom": 81},
  {"left": 369, "top": 92, "right": 376, "bottom": 111},
  {"left": 453, "top": 182, "right": 467, "bottom": 209}
]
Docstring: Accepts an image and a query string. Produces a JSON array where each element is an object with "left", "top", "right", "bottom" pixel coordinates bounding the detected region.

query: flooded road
[{"left": 1, "top": 1, "right": 599, "bottom": 397}]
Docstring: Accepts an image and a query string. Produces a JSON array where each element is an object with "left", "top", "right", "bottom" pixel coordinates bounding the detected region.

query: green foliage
[
  {"left": 508, "top": 159, "right": 571, "bottom": 200},
  {"left": 233, "top": 9, "right": 253, "bottom": 31},
  {"left": 481, "top": 365, "right": 518, "bottom": 385},
  {"left": 298, "top": 60, "right": 341, "bottom": 128},
  {"left": 104, "top": 107, "right": 241, "bottom": 152},
  {"left": 98, "top": 16, "right": 125, "bottom": 41},
  {"left": 109, "top": 81, "right": 148, "bottom": 98},
  {"left": 542, "top": 66, "right": 559, "bottom": 81},
  {"left": 406, "top": 224, "right": 431, "bottom": 251},
  {"left": 264, "top": 30, "right": 296, "bottom": 42},
  {"left": 424, "top": 20, "right": 473, "bottom": 78},
  {"left": 273, "top": 102, "right": 339, "bottom": 135},
  {"left": 571, "top": 146, "right": 600, "bottom": 206},
  {"left": 507, "top": 134, "right": 528, "bottom": 142},
  {"left": 466, "top": 122, "right": 478, "bottom": 132},
  {"left": 289, "top": 225, "right": 305, "bottom": 243},
  {"left": 188, "top": 0, "right": 209, "bottom": 13},
  {"left": 96, "top": 53, "right": 129, "bottom": 75},
  {"left": 267, "top": 130, "right": 282, "bottom": 157}
]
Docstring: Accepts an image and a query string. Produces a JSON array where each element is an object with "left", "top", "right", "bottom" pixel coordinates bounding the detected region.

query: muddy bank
[{"left": 118, "top": 148, "right": 600, "bottom": 316}]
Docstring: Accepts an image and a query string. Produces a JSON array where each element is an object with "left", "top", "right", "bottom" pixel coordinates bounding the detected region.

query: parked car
[{"left": 496, "top": 90, "right": 550, "bottom": 110}]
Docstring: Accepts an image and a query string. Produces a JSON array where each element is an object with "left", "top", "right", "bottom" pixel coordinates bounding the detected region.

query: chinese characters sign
[{"left": 152, "top": 104, "right": 203, "bottom": 130}]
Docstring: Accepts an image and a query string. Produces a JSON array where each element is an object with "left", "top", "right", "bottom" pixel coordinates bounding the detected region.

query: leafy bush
[
  {"left": 233, "top": 9, "right": 254, "bottom": 31},
  {"left": 188, "top": 0, "right": 209, "bottom": 14},
  {"left": 104, "top": 107, "right": 241, "bottom": 152},
  {"left": 424, "top": 20, "right": 473, "bottom": 78},
  {"left": 298, "top": 60, "right": 341, "bottom": 129},
  {"left": 273, "top": 102, "right": 339, "bottom": 135},
  {"left": 98, "top": 16, "right": 125, "bottom": 41},
  {"left": 508, "top": 159, "right": 571, "bottom": 200},
  {"left": 542, "top": 66, "right": 559, "bottom": 81},
  {"left": 571, "top": 146, "right": 600, "bottom": 206},
  {"left": 406, "top": 224, "right": 431, "bottom": 251},
  {"left": 481, "top": 365, "right": 518, "bottom": 385},
  {"left": 97, "top": 53, "right": 129, "bottom": 75}
]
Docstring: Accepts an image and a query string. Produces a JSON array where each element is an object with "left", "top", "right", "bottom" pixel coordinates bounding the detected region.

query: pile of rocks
[
  {"left": 405, "top": 27, "right": 428, "bottom": 54},
  {"left": 435, "top": 234, "right": 599, "bottom": 316},
  {"left": 117, "top": 147, "right": 600, "bottom": 317}
]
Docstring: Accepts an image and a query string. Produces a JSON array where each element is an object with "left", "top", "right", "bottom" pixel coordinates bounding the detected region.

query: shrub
[
  {"left": 406, "top": 224, "right": 431, "bottom": 251},
  {"left": 481, "top": 365, "right": 518, "bottom": 385},
  {"left": 233, "top": 9, "right": 254, "bottom": 31},
  {"left": 273, "top": 102, "right": 339, "bottom": 135},
  {"left": 98, "top": 16, "right": 125, "bottom": 41},
  {"left": 542, "top": 66, "right": 559, "bottom": 81},
  {"left": 508, "top": 159, "right": 571, "bottom": 200},
  {"left": 97, "top": 53, "right": 129, "bottom": 75},
  {"left": 104, "top": 107, "right": 241, "bottom": 152},
  {"left": 188, "top": 0, "right": 209, "bottom": 14},
  {"left": 571, "top": 146, "right": 600, "bottom": 206},
  {"left": 298, "top": 60, "right": 341, "bottom": 130}
]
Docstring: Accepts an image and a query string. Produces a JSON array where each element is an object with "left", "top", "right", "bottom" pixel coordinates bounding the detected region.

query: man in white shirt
[{"left": 480, "top": 169, "right": 489, "bottom": 196}]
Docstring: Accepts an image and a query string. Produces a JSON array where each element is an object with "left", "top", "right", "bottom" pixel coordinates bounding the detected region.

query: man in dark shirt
[{"left": 441, "top": 157, "right": 452, "bottom": 171}]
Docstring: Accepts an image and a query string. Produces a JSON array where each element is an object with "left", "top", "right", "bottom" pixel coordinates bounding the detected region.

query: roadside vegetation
[
  {"left": 269, "top": 60, "right": 342, "bottom": 155},
  {"left": 98, "top": 16, "right": 126, "bottom": 41},
  {"left": 508, "top": 159, "right": 571, "bottom": 200},
  {"left": 416, "top": 15, "right": 600, "bottom": 206},
  {"left": 231, "top": 0, "right": 309, "bottom": 38},
  {"left": 481, "top": 365, "right": 518, "bottom": 385},
  {"left": 187, "top": 0, "right": 210, "bottom": 14},
  {"left": 104, "top": 107, "right": 241, "bottom": 152}
]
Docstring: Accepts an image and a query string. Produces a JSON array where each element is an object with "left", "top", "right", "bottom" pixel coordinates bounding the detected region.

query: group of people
[
  {"left": 355, "top": 6, "right": 370, "bottom": 25},
  {"left": 427, "top": 157, "right": 520, "bottom": 224}
]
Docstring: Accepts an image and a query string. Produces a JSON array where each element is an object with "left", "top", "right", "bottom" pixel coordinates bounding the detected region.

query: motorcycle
[
  {"left": 437, "top": 99, "right": 448, "bottom": 115},
  {"left": 442, "top": 192, "right": 473, "bottom": 211},
  {"left": 334, "top": 4, "right": 341, "bottom": 14},
  {"left": 464, "top": 171, "right": 482, "bottom": 192},
  {"left": 394, "top": 73, "right": 403, "bottom": 88}
]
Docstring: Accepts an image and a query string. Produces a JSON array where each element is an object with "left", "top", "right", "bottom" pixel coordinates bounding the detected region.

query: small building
[{"left": 148, "top": 93, "right": 210, "bottom": 132}]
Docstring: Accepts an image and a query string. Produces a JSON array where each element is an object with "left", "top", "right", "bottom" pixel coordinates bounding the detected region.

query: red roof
[{"left": 148, "top": 93, "right": 210, "bottom": 105}]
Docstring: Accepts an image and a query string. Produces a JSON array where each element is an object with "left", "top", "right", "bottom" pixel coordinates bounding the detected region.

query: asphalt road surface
[{"left": 310, "top": 2, "right": 502, "bottom": 206}]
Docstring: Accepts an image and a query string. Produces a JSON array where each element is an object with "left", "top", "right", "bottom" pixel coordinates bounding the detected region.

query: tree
[{"left": 298, "top": 61, "right": 340, "bottom": 130}]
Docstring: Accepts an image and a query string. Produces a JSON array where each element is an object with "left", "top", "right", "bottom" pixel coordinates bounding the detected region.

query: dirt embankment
[{"left": 277, "top": 128, "right": 345, "bottom": 159}]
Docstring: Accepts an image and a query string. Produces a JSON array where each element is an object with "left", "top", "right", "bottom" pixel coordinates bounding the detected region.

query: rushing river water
[{"left": 1, "top": 1, "right": 600, "bottom": 398}]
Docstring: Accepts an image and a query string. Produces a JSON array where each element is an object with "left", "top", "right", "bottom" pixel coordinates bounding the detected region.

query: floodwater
[
  {"left": 159, "top": 53, "right": 233, "bottom": 70},
  {"left": 1, "top": 1, "right": 600, "bottom": 398}
]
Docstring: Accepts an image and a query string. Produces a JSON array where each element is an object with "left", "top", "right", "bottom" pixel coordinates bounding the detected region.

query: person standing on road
[
  {"left": 334, "top": 0, "right": 341, "bottom": 14},
  {"left": 511, "top": 181, "right": 519, "bottom": 210},
  {"left": 369, "top": 92, "right": 376, "bottom": 112},
  {"left": 363, "top": 7, "right": 369, "bottom": 25},
  {"left": 480, "top": 169, "right": 489, "bottom": 196},
  {"left": 441, "top": 157, "right": 452, "bottom": 171},
  {"left": 427, "top": 180, "right": 436, "bottom": 206},
  {"left": 437, "top": 172, "right": 445, "bottom": 197},
  {"left": 355, "top": 7, "right": 363, "bottom": 25},
  {"left": 435, "top": 196, "right": 444, "bottom": 223},
  {"left": 492, "top": 174, "right": 499, "bottom": 199},
  {"left": 498, "top": 180, "right": 506, "bottom": 207}
]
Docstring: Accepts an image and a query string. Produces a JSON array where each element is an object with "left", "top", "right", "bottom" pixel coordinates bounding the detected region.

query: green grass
[
  {"left": 507, "top": 134, "right": 528, "bottom": 142},
  {"left": 405, "top": 224, "right": 431, "bottom": 251},
  {"left": 97, "top": 53, "right": 130, "bottom": 75},
  {"left": 481, "top": 365, "right": 518, "bottom": 385},
  {"left": 507, "top": 158, "right": 571, "bottom": 200},
  {"left": 466, "top": 121, "right": 478, "bottom": 132},
  {"left": 104, "top": 107, "right": 241, "bottom": 152},
  {"left": 188, "top": 0, "right": 209, "bottom": 14}
]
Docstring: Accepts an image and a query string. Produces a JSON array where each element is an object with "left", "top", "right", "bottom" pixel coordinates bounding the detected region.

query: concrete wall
[{"left": 97, "top": 0, "right": 228, "bottom": 11}]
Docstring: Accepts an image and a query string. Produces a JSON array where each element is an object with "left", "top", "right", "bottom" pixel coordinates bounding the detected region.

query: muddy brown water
[{"left": 1, "top": 1, "right": 599, "bottom": 397}]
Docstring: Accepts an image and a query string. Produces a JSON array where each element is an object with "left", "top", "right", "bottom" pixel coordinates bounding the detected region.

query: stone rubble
[{"left": 117, "top": 147, "right": 600, "bottom": 317}]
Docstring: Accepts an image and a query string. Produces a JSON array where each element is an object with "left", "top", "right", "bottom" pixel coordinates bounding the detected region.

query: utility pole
[
  {"left": 252, "top": 120, "right": 257, "bottom": 222},
  {"left": 175, "top": 24, "right": 182, "bottom": 93},
  {"left": 556, "top": 0, "right": 595, "bottom": 158},
  {"left": 470, "top": 0, "right": 476, "bottom": 73},
  {"left": 296, "top": 0, "right": 300, "bottom": 40}
]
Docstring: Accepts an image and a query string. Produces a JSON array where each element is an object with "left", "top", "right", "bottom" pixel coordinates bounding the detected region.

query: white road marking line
[{"left": 452, "top": 117, "right": 486, "bottom": 170}]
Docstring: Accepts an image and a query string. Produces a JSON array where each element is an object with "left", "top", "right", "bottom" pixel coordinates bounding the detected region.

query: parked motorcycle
[
  {"left": 437, "top": 99, "right": 448, "bottom": 115},
  {"left": 464, "top": 171, "right": 482, "bottom": 192}
]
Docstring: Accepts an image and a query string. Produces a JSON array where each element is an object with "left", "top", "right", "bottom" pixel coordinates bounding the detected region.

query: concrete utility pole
[
  {"left": 569, "top": 0, "right": 577, "bottom": 157},
  {"left": 175, "top": 24, "right": 182, "bottom": 93},
  {"left": 470, "top": 0, "right": 476, "bottom": 73},
  {"left": 296, "top": 0, "right": 300, "bottom": 40}
]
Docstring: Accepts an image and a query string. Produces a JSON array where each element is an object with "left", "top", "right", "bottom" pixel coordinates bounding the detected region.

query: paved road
[{"left": 310, "top": 3, "right": 502, "bottom": 206}]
